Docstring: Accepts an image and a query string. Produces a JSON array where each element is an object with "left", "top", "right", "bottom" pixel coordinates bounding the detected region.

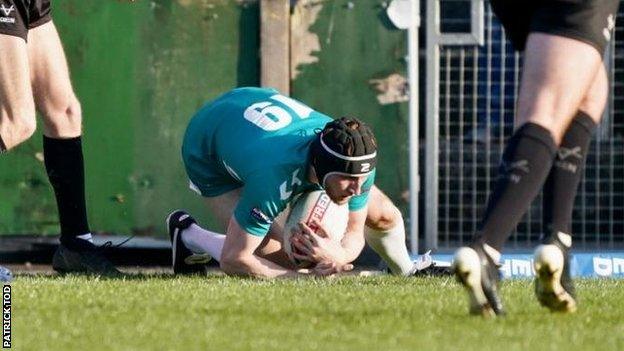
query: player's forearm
[
  {"left": 340, "top": 231, "right": 366, "bottom": 263},
  {"left": 220, "top": 254, "right": 302, "bottom": 278}
]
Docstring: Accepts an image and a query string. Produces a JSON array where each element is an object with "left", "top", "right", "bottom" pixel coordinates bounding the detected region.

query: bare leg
[
  {"left": 543, "top": 64, "right": 609, "bottom": 236},
  {"left": 204, "top": 189, "right": 243, "bottom": 232},
  {"left": 28, "top": 22, "right": 90, "bottom": 241},
  {"left": 0, "top": 34, "right": 36, "bottom": 150},
  {"left": 28, "top": 22, "right": 82, "bottom": 138},
  {"left": 478, "top": 33, "right": 604, "bottom": 251},
  {"left": 454, "top": 3, "right": 617, "bottom": 317},
  {"left": 27, "top": 22, "right": 118, "bottom": 274},
  {"left": 578, "top": 63, "right": 609, "bottom": 123},
  {"left": 515, "top": 34, "right": 602, "bottom": 143}
]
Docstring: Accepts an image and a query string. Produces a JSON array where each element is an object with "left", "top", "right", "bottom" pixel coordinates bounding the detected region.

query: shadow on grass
[{"left": 15, "top": 271, "right": 224, "bottom": 281}]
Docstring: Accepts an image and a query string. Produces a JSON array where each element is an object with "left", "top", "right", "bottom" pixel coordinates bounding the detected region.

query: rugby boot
[
  {"left": 533, "top": 232, "right": 577, "bottom": 313},
  {"left": 52, "top": 237, "right": 122, "bottom": 276},
  {"left": 408, "top": 250, "right": 453, "bottom": 277},
  {"left": 167, "top": 210, "right": 212, "bottom": 275},
  {"left": 452, "top": 243, "right": 505, "bottom": 317}
]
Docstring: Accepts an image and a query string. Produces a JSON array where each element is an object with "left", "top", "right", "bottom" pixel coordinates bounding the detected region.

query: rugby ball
[{"left": 283, "top": 190, "right": 349, "bottom": 267}]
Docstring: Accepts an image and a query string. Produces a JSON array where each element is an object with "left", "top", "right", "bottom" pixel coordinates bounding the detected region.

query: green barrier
[
  {"left": 291, "top": 0, "right": 410, "bottom": 216},
  {"left": 0, "top": 0, "right": 259, "bottom": 236},
  {"left": 0, "top": 0, "right": 408, "bottom": 238}
]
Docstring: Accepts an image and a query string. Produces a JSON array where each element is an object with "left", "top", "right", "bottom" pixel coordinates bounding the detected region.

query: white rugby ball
[{"left": 283, "top": 190, "right": 349, "bottom": 267}]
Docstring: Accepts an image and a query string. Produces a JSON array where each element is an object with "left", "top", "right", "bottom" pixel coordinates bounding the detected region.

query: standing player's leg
[
  {"left": 535, "top": 64, "right": 608, "bottom": 313},
  {"left": 453, "top": 33, "right": 604, "bottom": 317},
  {"left": 0, "top": 1, "right": 41, "bottom": 278},
  {"left": 0, "top": 39, "right": 29, "bottom": 279},
  {"left": 478, "top": 34, "right": 603, "bottom": 250},
  {"left": 27, "top": 22, "right": 119, "bottom": 275},
  {"left": 0, "top": 35, "right": 36, "bottom": 150},
  {"left": 543, "top": 65, "right": 607, "bottom": 237}
]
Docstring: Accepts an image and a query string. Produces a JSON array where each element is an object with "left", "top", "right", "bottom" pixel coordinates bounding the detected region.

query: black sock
[
  {"left": 0, "top": 134, "right": 7, "bottom": 153},
  {"left": 543, "top": 111, "right": 596, "bottom": 237},
  {"left": 476, "top": 123, "right": 557, "bottom": 251},
  {"left": 43, "top": 136, "right": 91, "bottom": 242}
]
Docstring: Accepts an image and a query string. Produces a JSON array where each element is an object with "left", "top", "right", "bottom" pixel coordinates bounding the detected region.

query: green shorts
[
  {"left": 181, "top": 106, "right": 243, "bottom": 198},
  {"left": 183, "top": 154, "right": 243, "bottom": 198}
]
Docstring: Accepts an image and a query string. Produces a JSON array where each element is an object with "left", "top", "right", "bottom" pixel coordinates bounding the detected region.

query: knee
[
  {"left": 42, "top": 98, "right": 83, "bottom": 137},
  {"left": 18, "top": 114, "right": 37, "bottom": 143},
  {"left": 1, "top": 109, "right": 37, "bottom": 149},
  {"left": 577, "top": 92, "right": 607, "bottom": 125},
  {"left": 366, "top": 205, "right": 402, "bottom": 232},
  {"left": 578, "top": 66, "right": 608, "bottom": 124}
]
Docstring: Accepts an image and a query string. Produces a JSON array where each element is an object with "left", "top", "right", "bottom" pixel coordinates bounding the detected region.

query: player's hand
[
  {"left": 311, "top": 261, "right": 354, "bottom": 277},
  {"left": 291, "top": 221, "right": 348, "bottom": 266},
  {"left": 289, "top": 227, "right": 313, "bottom": 266}
]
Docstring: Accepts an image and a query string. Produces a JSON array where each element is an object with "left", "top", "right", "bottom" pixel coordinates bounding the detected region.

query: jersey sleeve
[
  {"left": 233, "top": 173, "right": 287, "bottom": 237},
  {"left": 348, "top": 169, "right": 376, "bottom": 211}
]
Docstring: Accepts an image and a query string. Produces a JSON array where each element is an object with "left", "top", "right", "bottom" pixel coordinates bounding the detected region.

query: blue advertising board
[{"left": 424, "top": 252, "right": 624, "bottom": 279}]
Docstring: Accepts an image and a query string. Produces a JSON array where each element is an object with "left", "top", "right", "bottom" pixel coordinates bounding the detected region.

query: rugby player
[
  {"left": 0, "top": 0, "right": 119, "bottom": 274},
  {"left": 453, "top": 0, "right": 620, "bottom": 316},
  {"left": 167, "top": 87, "right": 437, "bottom": 278}
]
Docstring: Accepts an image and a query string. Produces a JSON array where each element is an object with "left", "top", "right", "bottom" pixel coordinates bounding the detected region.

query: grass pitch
[{"left": 14, "top": 275, "right": 624, "bottom": 351}]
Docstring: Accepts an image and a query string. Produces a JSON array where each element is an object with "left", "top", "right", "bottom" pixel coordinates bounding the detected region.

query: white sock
[
  {"left": 483, "top": 244, "right": 501, "bottom": 264},
  {"left": 181, "top": 224, "right": 226, "bottom": 261},
  {"left": 365, "top": 220, "right": 413, "bottom": 275},
  {"left": 76, "top": 233, "right": 93, "bottom": 243},
  {"left": 556, "top": 231, "right": 572, "bottom": 248}
]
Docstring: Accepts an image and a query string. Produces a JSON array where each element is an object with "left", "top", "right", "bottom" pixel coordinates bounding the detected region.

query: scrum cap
[{"left": 311, "top": 117, "right": 377, "bottom": 186}]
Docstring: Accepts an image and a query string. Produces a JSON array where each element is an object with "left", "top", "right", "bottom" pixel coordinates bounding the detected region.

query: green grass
[{"left": 13, "top": 275, "right": 624, "bottom": 351}]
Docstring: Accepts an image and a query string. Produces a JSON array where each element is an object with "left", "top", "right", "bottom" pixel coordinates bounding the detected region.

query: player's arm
[
  {"left": 331, "top": 171, "right": 374, "bottom": 264},
  {"left": 292, "top": 207, "right": 367, "bottom": 267},
  {"left": 340, "top": 206, "right": 367, "bottom": 262},
  {"left": 219, "top": 176, "right": 310, "bottom": 278},
  {"left": 293, "top": 172, "right": 374, "bottom": 267},
  {"left": 219, "top": 215, "right": 303, "bottom": 278}
]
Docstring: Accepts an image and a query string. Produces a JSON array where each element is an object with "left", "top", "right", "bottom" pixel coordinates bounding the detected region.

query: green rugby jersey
[{"left": 182, "top": 87, "right": 375, "bottom": 236}]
